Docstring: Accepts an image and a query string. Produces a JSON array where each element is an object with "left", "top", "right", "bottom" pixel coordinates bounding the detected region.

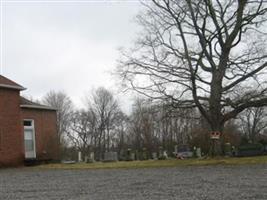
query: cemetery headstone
[
  {"left": 130, "top": 152, "right": 135, "bottom": 161},
  {"left": 104, "top": 152, "right": 118, "bottom": 162},
  {"left": 85, "top": 152, "right": 95, "bottom": 163},
  {"left": 163, "top": 150, "right": 168, "bottom": 159},
  {"left": 78, "top": 151, "right": 82, "bottom": 162},
  {"left": 126, "top": 148, "right": 132, "bottom": 161},
  {"left": 193, "top": 146, "right": 197, "bottom": 157},
  {"left": 152, "top": 152, "right": 157, "bottom": 160},
  {"left": 159, "top": 146, "right": 163, "bottom": 158},
  {"left": 142, "top": 148, "right": 148, "bottom": 160},
  {"left": 224, "top": 143, "right": 232, "bottom": 156},
  {"left": 90, "top": 152, "right": 95, "bottom": 161},
  {"left": 196, "top": 148, "right": 202, "bottom": 158}
]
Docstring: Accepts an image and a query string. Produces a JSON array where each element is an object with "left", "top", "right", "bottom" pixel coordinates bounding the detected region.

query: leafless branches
[
  {"left": 43, "top": 91, "right": 74, "bottom": 146},
  {"left": 117, "top": 0, "right": 267, "bottom": 133}
]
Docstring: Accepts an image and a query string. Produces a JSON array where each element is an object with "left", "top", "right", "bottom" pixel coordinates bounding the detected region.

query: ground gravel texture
[{"left": 0, "top": 164, "right": 267, "bottom": 200}]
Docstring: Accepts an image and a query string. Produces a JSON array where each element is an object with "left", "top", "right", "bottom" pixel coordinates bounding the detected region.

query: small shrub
[
  {"left": 237, "top": 143, "right": 264, "bottom": 156},
  {"left": 238, "top": 143, "right": 263, "bottom": 151}
]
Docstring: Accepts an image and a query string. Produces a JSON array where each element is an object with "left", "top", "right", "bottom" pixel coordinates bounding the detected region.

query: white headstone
[
  {"left": 163, "top": 151, "right": 168, "bottom": 159},
  {"left": 78, "top": 151, "right": 82, "bottom": 162},
  {"left": 196, "top": 148, "right": 201, "bottom": 158},
  {"left": 90, "top": 152, "right": 95, "bottom": 161}
]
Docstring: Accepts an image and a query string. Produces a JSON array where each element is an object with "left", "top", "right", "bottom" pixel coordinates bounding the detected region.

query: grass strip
[{"left": 35, "top": 155, "right": 267, "bottom": 170}]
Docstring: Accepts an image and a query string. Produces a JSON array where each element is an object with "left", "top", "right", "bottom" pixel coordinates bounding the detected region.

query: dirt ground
[{"left": 0, "top": 164, "right": 267, "bottom": 200}]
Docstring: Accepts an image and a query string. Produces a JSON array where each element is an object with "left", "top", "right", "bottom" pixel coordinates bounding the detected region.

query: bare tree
[
  {"left": 117, "top": 0, "right": 267, "bottom": 155},
  {"left": 85, "top": 87, "right": 121, "bottom": 160},
  {"left": 43, "top": 91, "right": 74, "bottom": 147},
  {"left": 127, "top": 98, "right": 197, "bottom": 157},
  {"left": 67, "top": 109, "right": 96, "bottom": 158},
  {"left": 128, "top": 98, "right": 156, "bottom": 158},
  {"left": 113, "top": 111, "right": 129, "bottom": 159},
  {"left": 239, "top": 107, "right": 267, "bottom": 142}
]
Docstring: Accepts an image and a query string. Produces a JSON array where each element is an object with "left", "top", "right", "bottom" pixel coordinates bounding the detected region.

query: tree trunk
[
  {"left": 208, "top": 69, "right": 225, "bottom": 157},
  {"left": 209, "top": 123, "right": 224, "bottom": 157},
  {"left": 210, "top": 138, "right": 222, "bottom": 157}
]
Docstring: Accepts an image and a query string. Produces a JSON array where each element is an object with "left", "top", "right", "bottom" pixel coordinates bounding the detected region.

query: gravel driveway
[{"left": 0, "top": 164, "right": 267, "bottom": 200}]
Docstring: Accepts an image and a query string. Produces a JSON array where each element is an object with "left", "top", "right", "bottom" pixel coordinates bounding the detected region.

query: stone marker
[
  {"left": 89, "top": 152, "right": 95, "bottom": 162},
  {"left": 152, "top": 152, "right": 157, "bottom": 160},
  {"left": 224, "top": 143, "right": 232, "bottom": 156},
  {"left": 174, "top": 145, "right": 178, "bottom": 155},
  {"left": 196, "top": 148, "right": 202, "bottom": 158},
  {"left": 163, "top": 151, "right": 168, "bottom": 159},
  {"left": 159, "top": 146, "right": 163, "bottom": 158},
  {"left": 85, "top": 152, "right": 95, "bottom": 163},
  {"left": 130, "top": 152, "right": 135, "bottom": 161},
  {"left": 104, "top": 152, "right": 118, "bottom": 162},
  {"left": 78, "top": 151, "right": 82, "bottom": 162},
  {"left": 84, "top": 156, "right": 88, "bottom": 163}
]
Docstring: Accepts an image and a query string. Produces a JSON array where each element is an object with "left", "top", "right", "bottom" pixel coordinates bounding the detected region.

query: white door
[{"left": 24, "top": 120, "right": 36, "bottom": 159}]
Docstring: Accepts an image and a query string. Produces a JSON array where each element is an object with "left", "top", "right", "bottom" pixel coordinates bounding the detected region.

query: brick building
[{"left": 0, "top": 75, "right": 59, "bottom": 166}]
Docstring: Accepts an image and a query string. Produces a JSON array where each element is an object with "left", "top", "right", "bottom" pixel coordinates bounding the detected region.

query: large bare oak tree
[{"left": 117, "top": 0, "right": 267, "bottom": 155}]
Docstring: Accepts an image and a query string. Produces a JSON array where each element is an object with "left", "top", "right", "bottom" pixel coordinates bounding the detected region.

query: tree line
[{"left": 41, "top": 88, "right": 267, "bottom": 161}]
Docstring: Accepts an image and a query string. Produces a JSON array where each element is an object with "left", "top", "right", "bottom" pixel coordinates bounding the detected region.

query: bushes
[
  {"left": 238, "top": 143, "right": 263, "bottom": 151},
  {"left": 236, "top": 143, "right": 264, "bottom": 157}
]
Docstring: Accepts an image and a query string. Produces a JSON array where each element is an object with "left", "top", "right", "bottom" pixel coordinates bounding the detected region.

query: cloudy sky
[{"left": 1, "top": 0, "right": 143, "bottom": 112}]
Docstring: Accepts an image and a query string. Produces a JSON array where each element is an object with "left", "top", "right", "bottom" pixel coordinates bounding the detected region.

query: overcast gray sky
[{"left": 1, "top": 0, "right": 143, "bottom": 112}]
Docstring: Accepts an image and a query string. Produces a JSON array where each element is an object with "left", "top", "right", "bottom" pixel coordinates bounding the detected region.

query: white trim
[
  {"left": 20, "top": 104, "right": 56, "bottom": 110},
  {"left": 0, "top": 83, "right": 26, "bottom": 90}
]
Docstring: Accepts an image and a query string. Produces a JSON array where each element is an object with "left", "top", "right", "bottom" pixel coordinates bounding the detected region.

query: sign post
[{"left": 210, "top": 131, "right": 221, "bottom": 156}]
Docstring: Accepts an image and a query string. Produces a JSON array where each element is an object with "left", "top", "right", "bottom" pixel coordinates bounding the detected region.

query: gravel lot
[{"left": 0, "top": 164, "right": 267, "bottom": 200}]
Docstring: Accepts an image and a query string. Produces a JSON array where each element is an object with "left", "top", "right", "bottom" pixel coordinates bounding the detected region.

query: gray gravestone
[
  {"left": 104, "top": 152, "right": 118, "bottom": 162},
  {"left": 196, "top": 148, "right": 201, "bottom": 158},
  {"left": 174, "top": 145, "right": 178, "bottom": 154},
  {"left": 152, "top": 152, "right": 157, "bottom": 160},
  {"left": 84, "top": 156, "right": 88, "bottom": 163},
  {"left": 130, "top": 152, "right": 135, "bottom": 161}
]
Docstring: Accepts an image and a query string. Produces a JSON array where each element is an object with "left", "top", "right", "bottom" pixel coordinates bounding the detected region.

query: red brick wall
[
  {"left": 21, "top": 109, "right": 59, "bottom": 161},
  {"left": 0, "top": 88, "right": 24, "bottom": 167}
]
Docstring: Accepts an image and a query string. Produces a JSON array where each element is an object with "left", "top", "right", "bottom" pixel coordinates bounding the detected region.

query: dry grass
[{"left": 35, "top": 155, "right": 267, "bottom": 170}]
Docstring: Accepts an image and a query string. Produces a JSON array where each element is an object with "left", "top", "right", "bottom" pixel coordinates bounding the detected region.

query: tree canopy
[{"left": 118, "top": 0, "right": 267, "bottom": 134}]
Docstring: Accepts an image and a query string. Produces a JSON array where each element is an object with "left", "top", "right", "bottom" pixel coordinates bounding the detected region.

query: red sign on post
[{"left": 210, "top": 131, "right": 221, "bottom": 139}]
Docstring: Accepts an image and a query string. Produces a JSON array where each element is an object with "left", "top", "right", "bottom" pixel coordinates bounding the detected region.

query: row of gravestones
[
  {"left": 79, "top": 152, "right": 119, "bottom": 163},
  {"left": 77, "top": 146, "right": 203, "bottom": 163},
  {"left": 76, "top": 142, "right": 266, "bottom": 162},
  {"left": 124, "top": 149, "right": 169, "bottom": 161},
  {"left": 77, "top": 150, "right": 169, "bottom": 162}
]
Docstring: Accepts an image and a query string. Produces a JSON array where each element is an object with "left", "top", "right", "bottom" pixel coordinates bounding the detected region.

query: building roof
[
  {"left": 0, "top": 75, "right": 26, "bottom": 90},
  {"left": 20, "top": 97, "right": 57, "bottom": 111},
  {"left": 0, "top": 75, "right": 55, "bottom": 110}
]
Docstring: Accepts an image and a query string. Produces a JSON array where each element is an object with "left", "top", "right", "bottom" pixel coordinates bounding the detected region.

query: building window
[{"left": 24, "top": 120, "right": 32, "bottom": 127}]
